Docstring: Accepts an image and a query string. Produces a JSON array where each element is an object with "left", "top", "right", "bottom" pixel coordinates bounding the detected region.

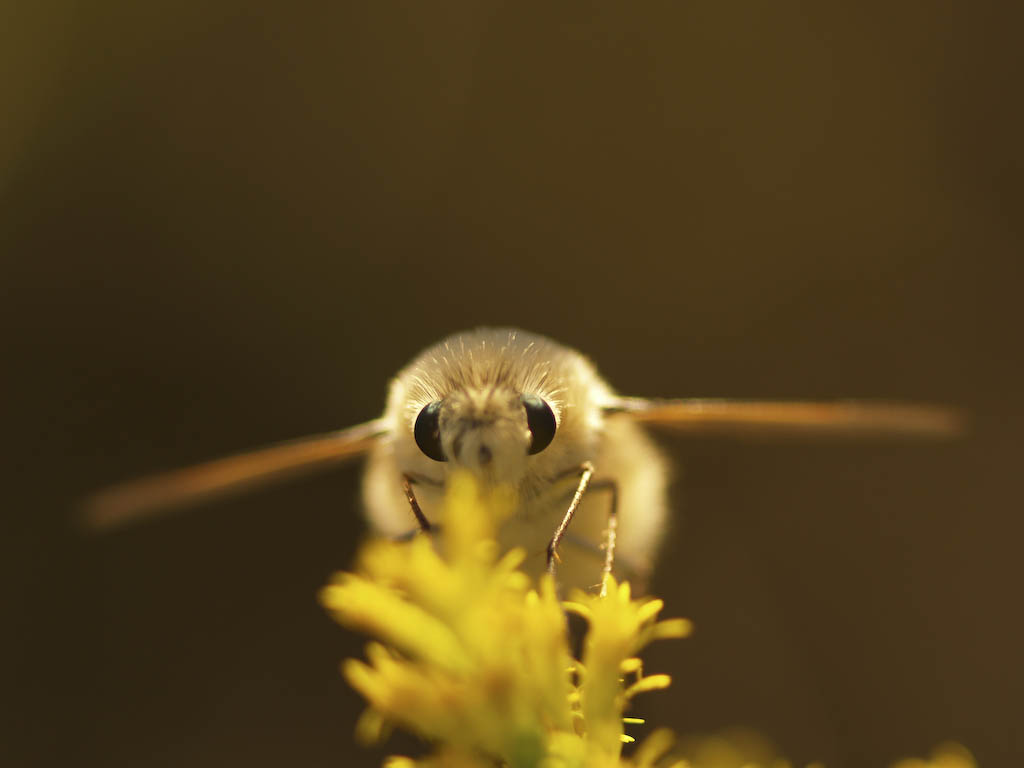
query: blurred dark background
[{"left": 4, "top": 3, "right": 1022, "bottom": 767}]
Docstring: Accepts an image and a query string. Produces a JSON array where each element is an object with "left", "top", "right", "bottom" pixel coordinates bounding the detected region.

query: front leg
[
  {"left": 546, "top": 461, "right": 595, "bottom": 578},
  {"left": 402, "top": 474, "right": 433, "bottom": 533},
  {"left": 587, "top": 479, "right": 619, "bottom": 597}
]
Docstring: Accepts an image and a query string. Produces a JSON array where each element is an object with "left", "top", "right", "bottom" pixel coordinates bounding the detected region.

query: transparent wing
[
  {"left": 81, "top": 418, "right": 389, "bottom": 530},
  {"left": 609, "top": 398, "right": 963, "bottom": 438}
]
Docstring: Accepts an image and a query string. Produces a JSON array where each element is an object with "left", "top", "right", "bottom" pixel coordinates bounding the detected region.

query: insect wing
[
  {"left": 611, "top": 398, "right": 963, "bottom": 438},
  {"left": 82, "top": 418, "right": 389, "bottom": 530}
]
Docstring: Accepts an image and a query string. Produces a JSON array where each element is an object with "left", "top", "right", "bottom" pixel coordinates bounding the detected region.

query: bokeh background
[{"left": 5, "top": 3, "right": 1022, "bottom": 767}]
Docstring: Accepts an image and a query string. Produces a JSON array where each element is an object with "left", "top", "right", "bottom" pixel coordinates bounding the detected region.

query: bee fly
[{"left": 84, "top": 328, "right": 961, "bottom": 592}]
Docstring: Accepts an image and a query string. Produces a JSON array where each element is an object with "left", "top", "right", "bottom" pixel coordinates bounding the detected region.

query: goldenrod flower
[
  {"left": 890, "top": 742, "right": 978, "bottom": 768},
  {"left": 320, "top": 471, "right": 976, "bottom": 768},
  {"left": 668, "top": 731, "right": 978, "bottom": 768},
  {"left": 320, "top": 471, "right": 689, "bottom": 768}
]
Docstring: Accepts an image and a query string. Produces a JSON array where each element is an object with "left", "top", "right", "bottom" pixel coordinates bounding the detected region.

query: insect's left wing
[
  {"left": 608, "top": 398, "right": 964, "bottom": 438},
  {"left": 81, "top": 418, "right": 389, "bottom": 530}
]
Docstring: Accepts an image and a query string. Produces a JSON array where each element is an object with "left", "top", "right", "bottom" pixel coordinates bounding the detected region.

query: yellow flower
[
  {"left": 320, "top": 470, "right": 976, "bottom": 768},
  {"left": 669, "top": 731, "right": 978, "bottom": 768},
  {"left": 890, "top": 742, "right": 978, "bottom": 768},
  {"left": 320, "top": 471, "right": 689, "bottom": 768}
]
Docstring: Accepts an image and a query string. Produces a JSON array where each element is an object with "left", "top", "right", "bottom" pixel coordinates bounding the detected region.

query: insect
[{"left": 84, "top": 328, "right": 961, "bottom": 592}]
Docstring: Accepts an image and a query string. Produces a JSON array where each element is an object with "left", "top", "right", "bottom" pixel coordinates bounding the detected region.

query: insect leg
[
  {"left": 547, "top": 461, "right": 594, "bottom": 577},
  {"left": 562, "top": 532, "right": 645, "bottom": 584},
  {"left": 586, "top": 480, "right": 619, "bottom": 596},
  {"left": 401, "top": 474, "right": 433, "bottom": 533}
]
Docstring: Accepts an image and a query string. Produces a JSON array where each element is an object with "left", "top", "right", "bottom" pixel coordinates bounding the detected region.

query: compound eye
[
  {"left": 414, "top": 401, "right": 447, "bottom": 462},
  {"left": 522, "top": 395, "right": 557, "bottom": 455}
]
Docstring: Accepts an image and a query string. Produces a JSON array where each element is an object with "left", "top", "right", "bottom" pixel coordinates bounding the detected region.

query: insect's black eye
[
  {"left": 522, "top": 395, "right": 557, "bottom": 455},
  {"left": 414, "top": 401, "right": 447, "bottom": 462}
]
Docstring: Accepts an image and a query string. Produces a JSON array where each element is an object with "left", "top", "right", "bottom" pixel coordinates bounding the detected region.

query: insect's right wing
[
  {"left": 81, "top": 418, "right": 389, "bottom": 531},
  {"left": 608, "top": 398, "right": 964, "bottom": 438}
]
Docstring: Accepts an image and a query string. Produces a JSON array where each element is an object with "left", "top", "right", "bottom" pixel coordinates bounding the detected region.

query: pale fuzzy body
[{"left": 362, "top": 328, "right": 670, "bottom": 591}]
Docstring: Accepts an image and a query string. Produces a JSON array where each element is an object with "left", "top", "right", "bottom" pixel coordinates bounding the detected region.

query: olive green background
[{"left": 5, "top": 3, "right": 1022, "bottom": 767}]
